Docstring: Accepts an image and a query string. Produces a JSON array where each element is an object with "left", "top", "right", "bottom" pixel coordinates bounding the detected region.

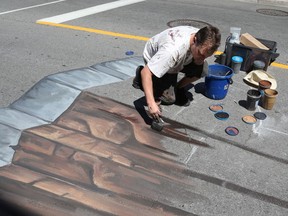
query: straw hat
[{"left": 243, "top": 70, "right": 277, "bottom": 89}]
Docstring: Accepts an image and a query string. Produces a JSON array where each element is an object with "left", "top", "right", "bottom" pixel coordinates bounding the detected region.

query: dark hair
[{"left": 195, "top": 25, "right": 221, "bottom": 54}]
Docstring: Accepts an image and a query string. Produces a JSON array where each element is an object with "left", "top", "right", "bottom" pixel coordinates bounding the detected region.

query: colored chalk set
[{"left": 209, "top": 28, "right": 279, "bottom": 136}]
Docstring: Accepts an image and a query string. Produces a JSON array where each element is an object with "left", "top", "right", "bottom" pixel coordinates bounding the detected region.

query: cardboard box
[{"left": 240, "top": 33, "right": 269, "bottom": 50}]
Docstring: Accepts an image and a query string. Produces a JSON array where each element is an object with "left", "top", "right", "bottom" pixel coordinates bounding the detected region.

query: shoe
[
  {"left": 159, "top": 86, "right": 176, "bottom": 105},
  {"left": 182, "top": 99, "right": 191, "bottom": 107},
  {"left": 132, "top": 65, "right": 144, "bottom": 89},
  {"left": 175, "top": 87, "right": 191, "bottom": 107}
]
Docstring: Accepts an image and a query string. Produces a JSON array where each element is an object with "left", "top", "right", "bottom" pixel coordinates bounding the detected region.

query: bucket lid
[
  {"left": 232, "top": 56, "right": 243, "bottom": 63},
  {"left": 215, "top": 111, "right": 229, "bottom": 120},
  {"left": 225, "top": 126, "right": 239, "bottom": 136},
  {"left": 209, "top": 104, "right": 223, "bottom": 112},
  {"left": 242, "top": 115, "right": 257, "bottom": 124},
  {"left": 253, "top": 60, "right": 265, "bottom": 67},
  {"left": 259, "top": 80, "right": 272, "bottom": 89},
  {"left": 264, "top": 89, "right": 278, "bottom": 96},
  {"left": 254, "top": 112, "right": 267, "bottom": 120}
]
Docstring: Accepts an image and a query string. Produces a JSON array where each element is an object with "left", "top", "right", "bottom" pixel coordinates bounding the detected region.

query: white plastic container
[{"left": 229, "top": 27, "right": 241, "bottom": 44}]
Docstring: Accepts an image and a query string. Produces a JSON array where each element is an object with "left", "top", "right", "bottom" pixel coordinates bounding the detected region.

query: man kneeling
[{"left": 132, "top": 25, "right": 221, "bottom": 120}]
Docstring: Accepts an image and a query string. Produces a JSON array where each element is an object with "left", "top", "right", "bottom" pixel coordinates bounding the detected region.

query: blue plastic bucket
[{"left": 205, "top": 64, "right": 234, "bottom": 100}]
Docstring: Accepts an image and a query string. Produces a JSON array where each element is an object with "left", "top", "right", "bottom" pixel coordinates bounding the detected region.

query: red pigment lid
[{"left": 225, "top": 126, "right": 239, "bottom": 136}]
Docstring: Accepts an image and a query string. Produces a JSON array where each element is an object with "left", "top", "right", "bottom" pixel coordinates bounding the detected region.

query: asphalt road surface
[
  {"left": 1, "top": 1, "right": 288, "bottom": 215},
  {"left": 1, "top": 0, "right": 288, "bottom": 107}
]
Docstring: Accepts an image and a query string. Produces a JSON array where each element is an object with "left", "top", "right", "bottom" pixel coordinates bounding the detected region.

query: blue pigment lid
[
  {"left": 232, "top": 56, "right": 243, "bottom": 63},
  {"left": 214, "top": 111, "right": 229, "bottom": 120},
  {"left": 125, "top": 51, "right": 134, "bottom": 55}
]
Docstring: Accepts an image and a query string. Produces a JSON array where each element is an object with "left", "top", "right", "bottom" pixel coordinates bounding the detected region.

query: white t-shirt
[{"left": 143, "top": 26, "right": 199, "bottom": 78}]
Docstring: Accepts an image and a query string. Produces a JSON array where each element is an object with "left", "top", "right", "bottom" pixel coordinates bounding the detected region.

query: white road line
[
  {"left": 264, "top": 127, "right": 288, "bottom": 136},
  {"left": 37, "top": 0, "right": 146, "bottom": 24},
  {"left": 0, "top": 0, "right": 66, "bottom": 15},
  {"left": 184, "top": 145, "right": 199, "bottom": 165},
  {"left": 173, "top": 107, "right": 186, "bottom": 118}
]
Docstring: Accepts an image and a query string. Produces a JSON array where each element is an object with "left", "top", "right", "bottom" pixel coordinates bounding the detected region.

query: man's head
[{"left": 191, "top": 25, "right": 221, "bottom": 64}]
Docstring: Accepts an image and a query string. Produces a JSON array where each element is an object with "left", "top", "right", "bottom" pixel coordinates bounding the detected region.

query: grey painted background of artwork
[{"left": 0, "top": 56, "right": 143, "bottom": 166}]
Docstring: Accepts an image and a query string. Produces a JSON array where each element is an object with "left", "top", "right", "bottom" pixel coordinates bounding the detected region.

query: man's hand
[{"left": 148, "top": 101, "right": 162, "bottom": 120}]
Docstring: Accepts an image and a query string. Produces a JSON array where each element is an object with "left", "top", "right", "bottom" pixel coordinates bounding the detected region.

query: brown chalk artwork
[{"left": 0, "top": 92, "right": 208, "bottom": 216}]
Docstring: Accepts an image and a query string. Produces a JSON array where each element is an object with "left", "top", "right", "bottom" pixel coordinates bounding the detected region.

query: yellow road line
[
  {"left": 37, "top": 21, "right": 149, "bottom": 41},
  {"left": 271, "top": 61, "right": 288, "bottom": 69},
  {"left": 214, "top": 51, "right": 222, "bottom": 55},
  {"left": 214, "top": 51, "right": 288, "bottom": 69},
  {"left": 37, "top": 21, "right": 288, "bottom": 70}
]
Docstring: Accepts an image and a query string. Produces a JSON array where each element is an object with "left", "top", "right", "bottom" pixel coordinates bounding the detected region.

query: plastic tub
[
  {"left": 205, "top": 64, "right": 234, "bottom": 100},
  {"left": 231, "top": 56, "right": 243, "bottom": 74},
  {"left": 229, "top": 27, "right": 241, "bottom": 44}
]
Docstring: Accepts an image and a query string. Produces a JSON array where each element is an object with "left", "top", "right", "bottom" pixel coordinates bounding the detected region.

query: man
[{"left": 132, "top": 25, "right": 221, "bottom": 120}]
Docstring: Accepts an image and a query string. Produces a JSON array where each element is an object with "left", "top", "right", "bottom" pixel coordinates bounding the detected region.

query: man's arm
[
  {"left": 177, "top": 59, "right": 208, "bottom": 88},
  {"left": 141, "top": 65, "right": 161, "bottom": 118},
  {"left": 177, "top": 76, "right": 200, "bottom": 89}
]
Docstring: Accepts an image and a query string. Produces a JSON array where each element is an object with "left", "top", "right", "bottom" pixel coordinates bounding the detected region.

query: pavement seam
[{"left": 184, "top": 145, "right": 199, "bottom": 165}]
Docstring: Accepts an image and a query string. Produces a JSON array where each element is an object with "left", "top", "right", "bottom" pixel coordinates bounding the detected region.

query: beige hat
[{"left": 243, "top": 70, "right": 277, "bottom": 89}]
